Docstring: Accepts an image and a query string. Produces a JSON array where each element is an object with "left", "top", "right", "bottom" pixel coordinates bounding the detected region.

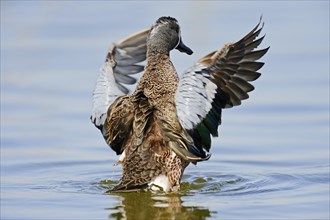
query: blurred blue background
[{"left": 1, "top": 1, "right": 329, "bottom": 219}]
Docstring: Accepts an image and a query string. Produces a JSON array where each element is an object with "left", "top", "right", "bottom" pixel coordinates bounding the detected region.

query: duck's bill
[{"left": 176, "top": 39, "right": 193, "bottom": 55}]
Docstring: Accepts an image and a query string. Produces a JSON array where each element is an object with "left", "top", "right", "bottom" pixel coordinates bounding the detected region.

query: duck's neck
[
  {"left": 135, "top": 51, "right": 178, "bottom": 101},
  {"left": 143, "top": 52, "right": 175, "bottom": 86},
  {"left": 145, "top": 52, "right": 170, "bottom": 70},
  {"left": 146, "top": 46, "right": 169, "bottom": 58}
]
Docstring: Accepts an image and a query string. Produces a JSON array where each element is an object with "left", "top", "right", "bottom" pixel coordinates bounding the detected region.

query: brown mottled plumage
[{"left": 91, "top": 16, "right": 269, "bottom": 192}]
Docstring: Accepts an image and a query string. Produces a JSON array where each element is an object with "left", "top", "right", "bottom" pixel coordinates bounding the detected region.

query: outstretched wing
[
  {"left": 175, "top": 18, "right": 269, "bottom": 159},
  {"left": 91, "top": 29, "right": 149, "bottom": 128}
]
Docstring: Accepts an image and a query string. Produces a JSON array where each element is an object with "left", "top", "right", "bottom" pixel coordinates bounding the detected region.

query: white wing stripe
[{"left": 175, "top": 65, "right": 217, "bottom": 130}]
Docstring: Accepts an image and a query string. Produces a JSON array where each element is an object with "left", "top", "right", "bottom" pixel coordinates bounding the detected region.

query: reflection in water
[
  {"left": 100, "top": 169, "right": 330, "bottom": 220},
  {"left": 106, "top": 192, "right": 214, "bottom": 220}
]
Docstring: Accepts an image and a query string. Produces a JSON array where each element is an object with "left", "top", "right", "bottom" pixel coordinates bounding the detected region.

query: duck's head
[{"left": 147, "top": 16, "right": 193, "bottom": 55}]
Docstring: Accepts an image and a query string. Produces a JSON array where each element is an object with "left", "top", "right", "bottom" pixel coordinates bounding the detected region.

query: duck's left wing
[
  {"left": 175, "top": 18, "right": 269, "bottom": 159},
  {"left": 91, "top": 29, "right": 149, "bottom": 128}
]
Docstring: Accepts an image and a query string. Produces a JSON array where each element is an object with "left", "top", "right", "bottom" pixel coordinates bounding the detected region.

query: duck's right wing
[
  {"left": 175, "top": 18, "right": 269, "bottom": 161},
  {"left": 91, "top": 28, "right": 149, "bottom": 128}
]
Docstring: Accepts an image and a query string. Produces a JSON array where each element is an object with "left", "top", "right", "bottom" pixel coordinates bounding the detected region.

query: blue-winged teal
[{"left": 91, "top": 16, "right": 269, "bottom": 192}]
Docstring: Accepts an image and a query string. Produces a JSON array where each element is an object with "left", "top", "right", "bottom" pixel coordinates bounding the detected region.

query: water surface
[{"left": 1, "top": 1, "right": 329, "bottom": 219}]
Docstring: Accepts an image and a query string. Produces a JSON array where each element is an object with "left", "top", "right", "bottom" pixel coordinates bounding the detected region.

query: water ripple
[
  {"left": 34, "top": 164, "right": 328, "bottom": 198},
  {"left": 179, "top": 169, "right": 329, "bottom": 197}
]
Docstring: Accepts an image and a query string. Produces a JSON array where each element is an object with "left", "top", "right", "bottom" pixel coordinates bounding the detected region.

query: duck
[{"left": 91, "top": 16, "right": 269, "bottom": 192}]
